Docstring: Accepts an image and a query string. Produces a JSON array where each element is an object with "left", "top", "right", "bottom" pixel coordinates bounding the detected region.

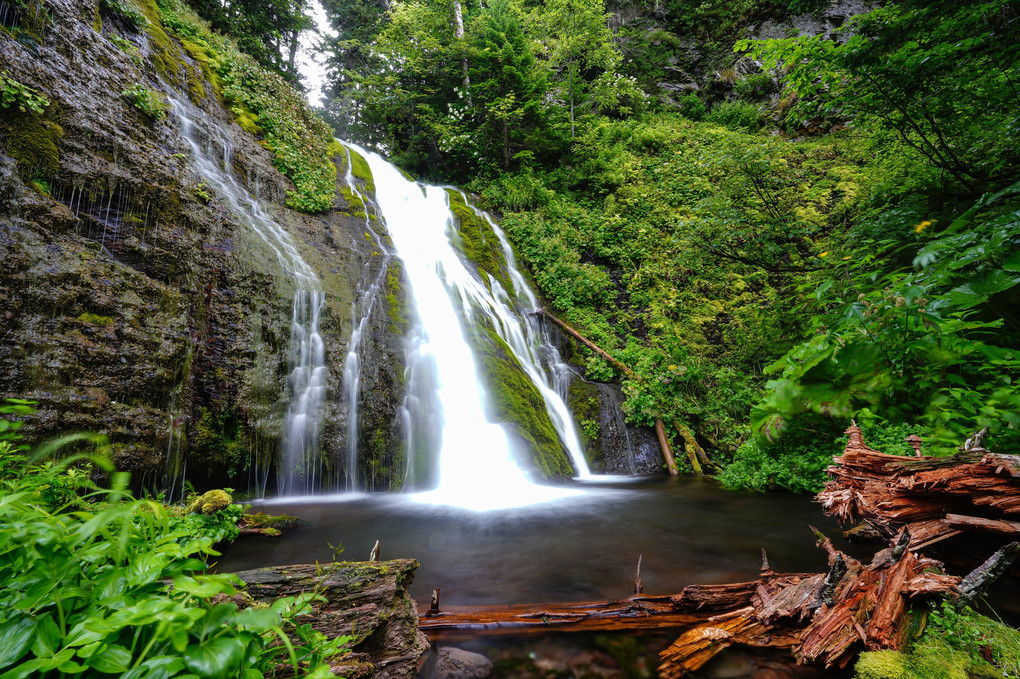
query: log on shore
[{"left": 817, "top": 424, "right": 1020, "bottom": 550}]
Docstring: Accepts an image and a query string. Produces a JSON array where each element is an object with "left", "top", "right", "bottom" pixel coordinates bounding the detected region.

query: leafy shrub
[
  {"left": 0, "top": 439, "right": 349, "bottom": 678},
  {"left": 122, "top": 83, "right": 167, "bottom": 120},
  {"left": 0, "top": 71, "right": 48, "bottom": 114},
  {"left": 718, "top": 433, "right": 837, "bottom": 494},
  {"left": 705, "top": 100, "right": 763, "bottom": 130},
  {"left": 718, "top": 420, "right": 925, "bottom": 494},
  {"left": 676, "top": 93, "right": 705, "bottom": 120},
  {"left": 734, "top": 72, "right": 776, "bottom": 101}
]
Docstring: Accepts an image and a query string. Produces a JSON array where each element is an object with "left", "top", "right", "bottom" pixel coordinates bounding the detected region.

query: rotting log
[
  {"left": 418, "top": 594, "right": 702, "bottom": 639},
  {"left": 418, "top": 530, "right": 976, "bottom": 676},
  {"left": 655, "top": 419, "right": 681, "bottom": 476},
  {"left": 817, "top": 423, "right": 1020, "bottom": 550}
]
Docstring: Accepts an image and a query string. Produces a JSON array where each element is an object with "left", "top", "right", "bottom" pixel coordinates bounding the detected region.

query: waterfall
[
  {"left": 168, "top": 96, "right": 326, "bottom": 496},
  {"left": 339, "top": 147, "right": 392, "bottom": 490},
  {"left": 348, "top": 144, "right": 587, "bottom": 510}
]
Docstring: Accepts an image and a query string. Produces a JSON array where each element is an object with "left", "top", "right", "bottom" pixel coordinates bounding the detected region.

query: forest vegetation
[
  {"left": 309, "top": 0, "right": 1020, "bottom": 492},
  {"left": 1, "top": 0, "right": 1019, "bottom": 677}
]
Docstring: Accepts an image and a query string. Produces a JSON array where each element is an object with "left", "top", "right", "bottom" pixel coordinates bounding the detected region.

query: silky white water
[
  {"left": 349, "top": 144, "right": 587, "bottom": 510},
  {"left": 168, "top": 96, "right": 326, "bottom": 495}
]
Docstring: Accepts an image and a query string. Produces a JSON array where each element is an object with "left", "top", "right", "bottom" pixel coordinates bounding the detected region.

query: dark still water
[{"left": 217, "top": 477, "right": 864, "bottom": 607}]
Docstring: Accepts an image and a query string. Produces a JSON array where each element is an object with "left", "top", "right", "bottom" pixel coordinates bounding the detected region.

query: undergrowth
[{"left": 0, "top": 400, "right": 350, "bottom": 678}]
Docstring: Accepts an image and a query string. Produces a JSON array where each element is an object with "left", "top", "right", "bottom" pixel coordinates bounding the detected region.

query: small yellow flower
[
  {"left": 914, "top": 220, "right": 932, "bottom": 234},
  {"left": 818, "top": 251, "right": 829, "bottom": 258}
]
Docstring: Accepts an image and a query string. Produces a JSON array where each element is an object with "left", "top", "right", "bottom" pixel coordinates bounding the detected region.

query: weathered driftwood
[
  {"left": 418, "top": 594, "right": 704, "bottom": 638},
  {"left": 417, "top": 531, "right": 973, "bottom": 676},
  {"left": 817, "top": 424, "right": 1020, "bottom": 550}
]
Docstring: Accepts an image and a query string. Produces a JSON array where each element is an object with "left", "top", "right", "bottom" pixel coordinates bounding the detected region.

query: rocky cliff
[{"left": 0, "top": 0, "right": 407, "bottom": 492}]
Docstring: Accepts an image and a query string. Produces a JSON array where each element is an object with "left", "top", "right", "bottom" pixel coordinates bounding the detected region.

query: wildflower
[
  {"left": 818, "top": 251, "right": 829, "bottom": 257},
  {"left": 914, "top": 220, "right": 932, "bottom": 234}
]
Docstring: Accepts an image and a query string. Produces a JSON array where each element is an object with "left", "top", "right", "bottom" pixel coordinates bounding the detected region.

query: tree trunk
[{"left": 452, "top": 0, "right": 472, "bottom": 104}]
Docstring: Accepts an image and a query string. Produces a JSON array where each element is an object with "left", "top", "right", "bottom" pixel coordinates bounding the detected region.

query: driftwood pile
[
  {"left": 818, "top": 425, "right": 1020, "bottom": 550},
  {"left": 419, "top": 425, "right": 1020, "bottom": 676}
]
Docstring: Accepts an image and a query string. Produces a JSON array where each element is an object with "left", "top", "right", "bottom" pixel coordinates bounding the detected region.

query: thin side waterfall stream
[
  {"left": 168, "top": 97, "right": 326, "bottom": 496},
  {"left": 339, "top": 147, "right": 392, "bottom": 491}
]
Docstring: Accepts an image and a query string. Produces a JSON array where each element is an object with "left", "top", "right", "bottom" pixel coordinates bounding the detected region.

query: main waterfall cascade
[
  {"left": 168, "top": 96, "right": 327, "bottom": 496},
  {"left": 347, "top": 143, "right": 591, "bottom": 510},
  {"left": 169, "top": 94, "right": 594, "bottom": 507}
]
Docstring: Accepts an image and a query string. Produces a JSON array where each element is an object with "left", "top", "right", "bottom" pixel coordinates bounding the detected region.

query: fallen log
[
  {"left": 817, "top": 424, "right": 1020, "bottom": 550},
  {"left": 418, "top": 530, "right": 975, "bottom": 676}
]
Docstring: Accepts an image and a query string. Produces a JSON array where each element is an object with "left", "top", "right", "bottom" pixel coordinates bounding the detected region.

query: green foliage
[
  {"left": 753, "top": 180, "right": 1020, "bottom": 453},
  {"left": 0, "top": 71, "right": 49, "bottom": 114},
  {"left": 99, "top": 0, "right": 148, "bottom": 27},
  {"left": 856, "top": 603, "right": 1020, "bottom": 679},
  {"left": 675, "top": 94, "right": 705, "bottom": 121},
  {"left": 180, "top": 0, "right": 310, "bottom": 80},
  {"left": 705, "top": 100, "right": 763, "bottom": 130},
  {"left": 733, "top": 72, "right": 776, "bottom": 102},
  {"left": 465, "top": 0, "right": 550, "bottom": 170},
  {"left": 122, "top": 83, "right": 168, "bottom": 120},
  {"left": 156, "top": 0, "right": 341, "bottom": 211},
  {"left": 0, "top": 436, "right": 350, "bottom": 678},
  {"left": 739, "top": 0, "right": 1020, "bottom": 191},
  {"left": 719, "top": 420, "right": 925, "bottom": 493}
]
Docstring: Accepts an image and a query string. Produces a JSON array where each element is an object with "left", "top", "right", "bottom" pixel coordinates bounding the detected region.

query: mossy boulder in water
[{"left": 187, "top": 489, "right": 233, "bottom": 514}]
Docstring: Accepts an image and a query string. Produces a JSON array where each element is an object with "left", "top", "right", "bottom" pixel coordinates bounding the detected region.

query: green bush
[
  {"left": 718, "top": 420, "right": 926, "bottom": 494},
  {"left": 705, "top": 100, "right": 763, "bottom": 129},
  {"left": 676, "top": 93, "right": 705, "bottom": 120},
  {"left": 0, "top": 406, "right": 349, "bottom": 678},
  {"left": 122, "top": 83, "right": 168, "bottom": 120},
  {"left": 734, "top": 72, "right": 776, "bottom": 101}
]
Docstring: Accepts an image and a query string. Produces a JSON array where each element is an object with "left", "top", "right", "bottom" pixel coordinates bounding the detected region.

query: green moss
[
  {"left": 447, "top": 189, "right": 513, "bottom": 294},
  {"left": 348, "top": 147, "right": 375, "bottom": 196},
  {"left": 855, "top": 651, "right": 910, "bottom": 679},
  {"left": 190, "top": 407, "right": 244, "bottom": 475},
  {"left": 567, "top": 381, "right": 603, "bottom": 468},
  {"left": 2, "top": 111, "right": 62, "bottom": 177},
  {"left": 472, "top": 322, "right": 573, "bottom": 479},
  {"left": 77, "top": 312, "right": 114, "bottom": 326},
  {"left": 186, "top": 488, "right": 232, "bottom": 514},
  {"left": 385, "top": 262, "right": 408, "bottom": 334},
  {"left": 339, "top": 185, "right": 366, "bottom": 214}
]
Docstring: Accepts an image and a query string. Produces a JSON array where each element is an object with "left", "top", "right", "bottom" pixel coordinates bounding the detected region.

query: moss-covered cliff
[{"left": 0, "top": 0, "right": 408, "bottom": 492}]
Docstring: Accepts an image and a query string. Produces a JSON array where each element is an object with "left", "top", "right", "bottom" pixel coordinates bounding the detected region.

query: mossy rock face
[
  {"left": 446, "top": 189, "right": 514, "bottom": 295},
  {"left": 2, "top": 111, "right": 63, "bottom": 179},
  {"left": 470, "top": 321, "right": 573, "bottom": 479},
  {"left": 347, "top": 146, "right": 375, "bottom": 196}
]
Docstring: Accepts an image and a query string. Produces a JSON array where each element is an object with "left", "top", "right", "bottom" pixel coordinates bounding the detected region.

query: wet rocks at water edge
[{"left": 421, "top": 647, "right": 493, "bottom": 679}]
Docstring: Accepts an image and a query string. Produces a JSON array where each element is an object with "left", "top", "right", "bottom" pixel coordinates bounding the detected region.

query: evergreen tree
[{"left": 468, "top": 1, "right": 549, "bottom": 170}]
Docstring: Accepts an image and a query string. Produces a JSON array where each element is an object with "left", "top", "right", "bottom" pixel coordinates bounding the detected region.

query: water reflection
[{"left": 219, "top": 478, "right": 862, "bottom": 606}]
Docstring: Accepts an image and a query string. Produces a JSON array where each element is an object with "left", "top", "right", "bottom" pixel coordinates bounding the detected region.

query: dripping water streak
[{"left": 167, "top": 96, "right": 325, "bottom": 496}]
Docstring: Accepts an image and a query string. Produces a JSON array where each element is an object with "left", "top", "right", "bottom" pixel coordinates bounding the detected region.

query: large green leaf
[
  {"left": 0, "top": 618, "right": 36, "bottom": 670},
  {"left": 182, "top": 636, "right": 247, "bottom": 679}
]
